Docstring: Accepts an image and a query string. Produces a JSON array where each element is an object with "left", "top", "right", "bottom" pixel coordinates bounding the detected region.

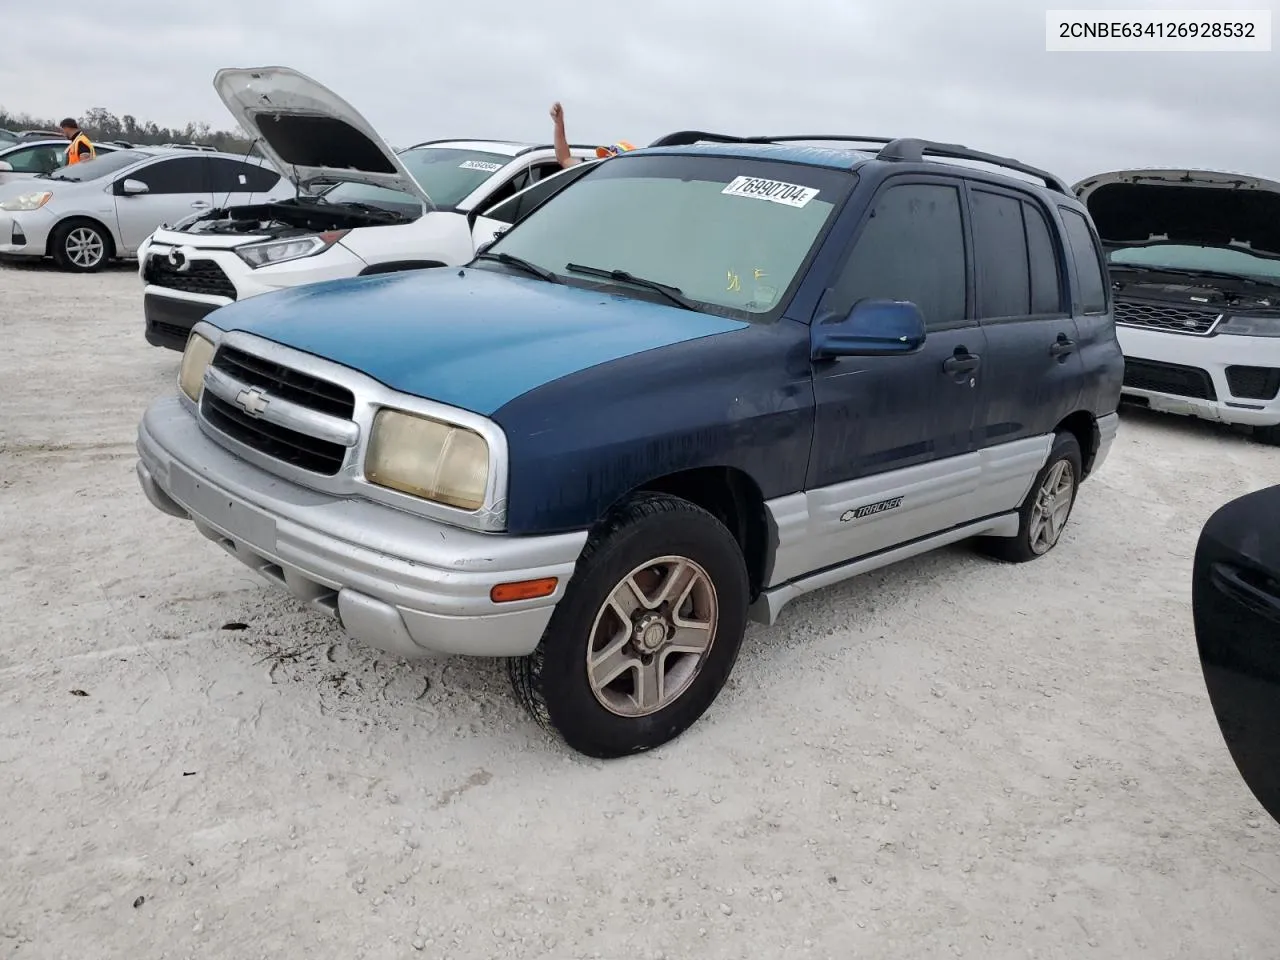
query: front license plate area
[{"left": 169, "top": 462, "right": 278, "bottom": 550}]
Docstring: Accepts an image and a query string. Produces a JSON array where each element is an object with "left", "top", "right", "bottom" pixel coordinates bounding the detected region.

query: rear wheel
[
  {"left": 51, "top": 219, "right": 110, "bottom": 272},
  {"left": 977, "top": 431, "right": 1083, "bottom": 563},
  {"left": 508, "top": 493, "right": 749, "bottom": 758}
]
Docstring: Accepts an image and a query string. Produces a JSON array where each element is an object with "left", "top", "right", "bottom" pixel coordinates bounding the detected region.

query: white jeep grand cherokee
[
  {"left": 1074, "top": 168, "right": 1280, "bottom": 445},
  {"left": 138, "top": 65, "right": 596, "bottom": 351}
]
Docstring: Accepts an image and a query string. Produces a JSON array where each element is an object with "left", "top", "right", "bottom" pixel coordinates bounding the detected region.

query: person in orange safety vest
[{"left": 60, "top": 118, "right": 96, "bottom": 165}]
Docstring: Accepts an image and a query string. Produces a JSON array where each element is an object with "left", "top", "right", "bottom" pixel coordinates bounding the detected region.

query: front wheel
[
  {"left": 1252, "top": 424, "right": 1280, "bottom": 447},
  {"left": 977, "top": 431, "right": 1083, "bottom": 563},
  {"left": 508, "top": 493, "right": 749, "bottom": 758},
  {"left": 51, "top": 219, "right": 110, "bottom": 272}
]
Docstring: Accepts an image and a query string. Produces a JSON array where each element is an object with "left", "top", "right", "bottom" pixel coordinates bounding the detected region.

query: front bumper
[
  {"left": 144, "top": 292, "right": 224, "bottom": 351},
  {"left": 1117, "top": 324, "right": 1280, "bottom": 429},
  {"left": 136, "top": 396, "right": 587, "bottom": 658},
  {"left": 0, "top": 208, "right": 54, "bottom": 258}
]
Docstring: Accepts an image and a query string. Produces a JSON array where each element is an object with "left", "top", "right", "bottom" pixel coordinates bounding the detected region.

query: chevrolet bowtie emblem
[{"left": 235, "top": 387, "right": 270, "bottom": 416}]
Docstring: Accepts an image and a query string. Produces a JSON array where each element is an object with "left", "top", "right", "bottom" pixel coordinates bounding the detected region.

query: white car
[
  {"left": 1074, "top": 168, "right": 1280, "bottom": 446},
  {"left": 0, "top": 138, "right": 124, "bottom": 186},
  {"left": 139, "top": 65, "right": 597, "bottom": 351}
]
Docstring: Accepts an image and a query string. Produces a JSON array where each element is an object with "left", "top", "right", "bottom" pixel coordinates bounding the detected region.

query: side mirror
[
  {"left": 1192, "top": 482, "right": 1280, "bottom": 827},
  {"left": 0, "top": 161, "right": 12, "bottom": 172},
  {"left": 120, "top": 178, "right": 149, "bottom": 196},
  {"left": 812, "top": 298, "right": 927, "bottom": 360}
]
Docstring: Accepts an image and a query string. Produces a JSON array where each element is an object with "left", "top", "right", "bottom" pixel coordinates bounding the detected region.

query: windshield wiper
[
  {"left": 475, "top": 251, "right": 560, "bottom": 283},
  {"left": 564, "top": 263, "right": 698, "bottom": 311}
]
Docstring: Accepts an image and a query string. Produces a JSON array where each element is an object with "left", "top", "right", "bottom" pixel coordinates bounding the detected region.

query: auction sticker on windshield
[
  {"left": 722, "top": 176, "right": 819, "bottom": 208},
  {"left": 460, "top": 160, "right": 503, "bottom": 172}
]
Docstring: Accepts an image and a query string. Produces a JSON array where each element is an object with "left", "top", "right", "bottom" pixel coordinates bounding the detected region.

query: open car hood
[
  {"left": 213, "top": 65, "right": 433, "bottom": 207},
  {"left": 1073, "top": 168, "right": 1280, "bottom": 260}
]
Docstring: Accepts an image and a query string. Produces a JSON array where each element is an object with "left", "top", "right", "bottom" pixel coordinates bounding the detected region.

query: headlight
[
  {"left": 235, "top": 229, "right": 349, "bottom": 269},
  {"left": 1218, "top": 314, "right": 1280, "bottom": 338},
  {"left": 179, "top": 333, "right": 217, "bottom": 401},
  {"left": 364, "top": 409, "right": 490, "bottom": 511},
  {"left": 0, "top": 191, "right": 52, "bottom": 212}
]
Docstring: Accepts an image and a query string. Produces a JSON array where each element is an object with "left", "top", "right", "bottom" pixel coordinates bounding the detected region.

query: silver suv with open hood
[
  {"left": 1074, "top": 168, "right": 1280, "bottom": 445},
  {"left": 138, "top": 65, "right": 596, "bottom": 351}
]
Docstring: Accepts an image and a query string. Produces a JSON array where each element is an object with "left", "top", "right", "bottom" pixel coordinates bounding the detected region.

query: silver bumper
[{"left": 136, "top": 396, "right": 587, "bottom": 658}]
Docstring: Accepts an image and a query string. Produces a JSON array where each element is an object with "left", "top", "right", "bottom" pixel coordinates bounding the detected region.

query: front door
[
  {"left": 806, "top": 177, "right": 986, "bottom": 571},
  {"left": 113, "top": 155, "right": 214, "bottom": 253}
]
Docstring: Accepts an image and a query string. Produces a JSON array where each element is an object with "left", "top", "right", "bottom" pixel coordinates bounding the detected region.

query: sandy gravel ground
[{"left": 1, "top": 262, "right": 1278, "bottom": 960}]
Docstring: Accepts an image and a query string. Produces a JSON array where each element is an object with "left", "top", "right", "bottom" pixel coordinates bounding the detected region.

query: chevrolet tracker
[{"left": 136, "top": 133, "right": 1124, "bottom": 758}]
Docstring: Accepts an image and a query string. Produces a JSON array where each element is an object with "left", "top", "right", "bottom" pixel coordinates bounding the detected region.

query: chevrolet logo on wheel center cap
[{"left": 235, "top": 388, "right": 270, "bottom": 417}]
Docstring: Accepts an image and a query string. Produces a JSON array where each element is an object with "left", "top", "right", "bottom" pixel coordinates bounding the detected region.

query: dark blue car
[{"left": 136, "top": 133, "right": 1124, "bottom": 758}]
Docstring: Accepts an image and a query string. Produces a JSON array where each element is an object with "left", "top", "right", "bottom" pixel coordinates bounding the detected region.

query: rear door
[
  {"left": 965, "top": 184, "right": 1084, "bottom": 518},
  {"left": 1192, "top": 483, "right": 1280, "bottom": 826},
  {"left": 113, "top": 155, "right": 215, "bottom": 252}
]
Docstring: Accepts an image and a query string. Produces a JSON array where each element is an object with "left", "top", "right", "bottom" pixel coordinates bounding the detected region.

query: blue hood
[{"left": 208, "top": 267, "right": 749, "bottom": 414}]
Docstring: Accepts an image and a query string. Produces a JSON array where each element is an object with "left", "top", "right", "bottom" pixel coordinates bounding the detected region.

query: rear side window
[
  {"left": 3, "top": 145, "right": 62, "bottom": 174},
  {"left": 970, "top": 189, "right": 1030, "bottom": 319},
  {"left": 1059, "top": 207, "right": 1108, "bottom": 314},
  {"left": 830, "top": 182, "right": 967, "bottom": 328},
  {"left": 206, "top": 157, "right": 280, "bottom": 194},
  {"left": 1024, "top": 201, "right": 1063, "bottom": 313}
]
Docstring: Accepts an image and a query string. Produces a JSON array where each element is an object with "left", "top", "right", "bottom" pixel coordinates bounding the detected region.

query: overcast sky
[{"left": 2, "top": 0, "right": 1275, "bottom": 184}]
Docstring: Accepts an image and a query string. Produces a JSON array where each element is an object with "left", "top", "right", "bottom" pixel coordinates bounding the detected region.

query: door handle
[
  {"left": 942, "top": 349, "right": 980, "bottom": 375},
  {"left": 1210, "top": 561, "right": 1280, "bottom": 625},
  {"left": 190, "top": 200, "right": 210, "bottom": 209},
  {"left": 1049, "top": 334, "right": 1076, "bottom": 359}
]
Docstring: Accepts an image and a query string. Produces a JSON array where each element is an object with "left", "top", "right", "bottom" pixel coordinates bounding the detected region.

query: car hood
[
  {"left": 1073, "top": 168, "right": 1280, "bottom": 259},
  {"left": 206, "top": 267, "right": 749, "bottom": 415},
  {"left": 213, "top": 65, "right": 433, "bottom": 207}
]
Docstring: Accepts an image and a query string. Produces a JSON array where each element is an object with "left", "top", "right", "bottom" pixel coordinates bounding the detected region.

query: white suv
[
  {"left": 139, "top": 65, "right": 596, "bottom": 350},
  {"left": 1075, "top": 168, "right": 1280, "bottom": 445}
]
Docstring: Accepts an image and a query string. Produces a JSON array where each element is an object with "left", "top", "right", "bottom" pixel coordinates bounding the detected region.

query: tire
[
  {"left": 50, "top": 219, "right": 110, "bottom": 272},
  {"left": 508, "top": 492, "right": 749, "bottom": 759},
  {"left": 977, "top": 431, "right": 1083, "bottom": 564},
  {"left": 1252, "top": 424, "right": 1280, "bottom": 447}
]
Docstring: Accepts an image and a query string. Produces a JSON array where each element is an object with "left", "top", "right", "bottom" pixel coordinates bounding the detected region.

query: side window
[
  {"left": 970, "top": 188, "right": 1030, "bottom": 319},
  {"left": 481, "top": 163, "right": 593, "bottom": 226},
  {"left": 1059, "top": 207, "right": 1109, "bottom": 314},
  {"left": 830, "top": 181, "right": 967, "bottom": 328},
  {"left": 126, "top": 157, "right": 210, "bottom": 195},
  {"left": 1023, "top": 201, "right": 1064, "bottom": 314},
  {"left": 206, "top": 157, "right": 281, "bottom": 194},
  {"left": 4, "top": 146, "right": 61, "bottom": 174}
]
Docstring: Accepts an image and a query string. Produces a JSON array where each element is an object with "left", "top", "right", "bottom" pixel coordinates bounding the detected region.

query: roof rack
[
  {"left": 876, "top": 138, "right": 1069, "bottom": 194},
  {"left": 645, "top": 131, "right": 1069, "bottom": 195}
]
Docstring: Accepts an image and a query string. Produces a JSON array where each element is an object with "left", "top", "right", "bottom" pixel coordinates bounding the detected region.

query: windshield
[
  {"left": 482, "top": 153, "right": 852, "bottom": 319},
  {"left": 46, "top": 149, "right": 149, "bottom": 181},
  {"left": 319, "top": 146, "right": 512, "bottom": 215},
  {"left": 1108, "top": 244, "right": 1280, "bottom": 284}
]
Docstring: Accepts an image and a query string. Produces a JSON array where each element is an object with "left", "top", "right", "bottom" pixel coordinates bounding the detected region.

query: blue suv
[{"left": 136, "top": 132, "right": 1124, "bottom": 758}]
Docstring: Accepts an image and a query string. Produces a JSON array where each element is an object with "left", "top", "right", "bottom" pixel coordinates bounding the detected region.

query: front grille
[
  {"left": 201, "top": 392, "right": 348, "bottom": 475},
  {"left": 1123, "top": 358, "right": 1217, "bottom": 400},
  {"left": 202, "top": 345, "right": 357, "bottom": 476},
  {"left": 212, "top": 346, "right": 355, "bottom": 419},
  {"left": 1114, "top": 299, "right": 1220, "bottom": 336},
  {"left": 144, "top": 254, "right": 237, "bottom": 300},
  {"left": 1225, "top": 365, "right": 1280, "bottom": 401}
]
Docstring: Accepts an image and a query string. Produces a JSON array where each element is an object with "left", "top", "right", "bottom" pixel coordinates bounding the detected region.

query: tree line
[{"left": 0, "top": 106, "right": 257, "bottom": 153}]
